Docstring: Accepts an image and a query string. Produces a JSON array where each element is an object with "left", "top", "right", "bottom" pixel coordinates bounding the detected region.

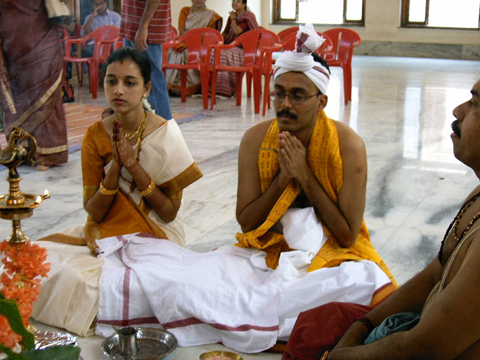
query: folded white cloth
[
  {"left": 95, "top": 236, "right": 125, "bottom": 257},
  {"left": 95, "top": 208, "right": 392, "bottom": 352}
]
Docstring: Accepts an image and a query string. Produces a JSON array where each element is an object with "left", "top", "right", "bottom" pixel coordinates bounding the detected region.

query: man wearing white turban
[{"left": 236, "top": 23, "right": 397, "bottom": 346}]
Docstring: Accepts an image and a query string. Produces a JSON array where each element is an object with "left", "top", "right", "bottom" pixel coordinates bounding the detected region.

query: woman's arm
[
  {"left": 82, "top": 123, "right": 122, "bottom": 222},
  {"left": 178, "top": 7, "right": 187, "bottom": 35},
  {"left": 122, "top": 160, "right": 181, "bottom": 223}
]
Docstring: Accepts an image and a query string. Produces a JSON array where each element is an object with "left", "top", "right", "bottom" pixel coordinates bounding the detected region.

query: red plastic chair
[
  {"left": 259, "top": 32, "right": 333, "bottom": 116},
  {"left": 277, "top": 26, "right": 299, "bottom": 41},
  {"left": 209, "top": 28, "right": 280, "bottom": 110},
  {"left": 162, "top": 28, "right": 223, "bottom": 109},
  {"left": 113, "top": 38, "right": 124, "bottom": 51},
  {"left": 63, "top": 25, "right": 120, "bottom": 99},
  {"left": 322, "top": 28, "right": 361, "bottom": 105},
  {"left": 60, "top": 24, "right": 82, "bottom": 80},
  {"left": 171, "top": 26, "right": 179, "bottom": 40}
]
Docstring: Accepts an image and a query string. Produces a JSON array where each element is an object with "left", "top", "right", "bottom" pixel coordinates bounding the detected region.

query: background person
[
  {"left": 80, "top": 0, "right": 120, "bottom": 58},
  {"left": 166, "top": 0, "right": 222, "bottom": 96},
  {"left": 0, "top": 0, "right": 68, "bottom": 171},
  {"left": 212, "top": 0, "right": 258, "bottom": 98},
  {"left": 120, "top": 0, "right": 173, "bottom": 120}
]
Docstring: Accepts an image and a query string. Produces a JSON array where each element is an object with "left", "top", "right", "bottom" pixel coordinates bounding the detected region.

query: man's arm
[
  {"left": 330, "top": 233, "right": 480, "bottom": 359},
  {"left": 334, "top": 258, "right": 442, "bottom": 350},
  {"left": 236, "top": 121, "right": 291, "bottom": 232},
  {"left": 135, "top": 0, "right": 161, "bottom": 51},
  {"left": 82, "top": 12, "right": 96, "bottom": 36},
  {"left": 278, "top": 121, "right": 367, "bottom": 247}
]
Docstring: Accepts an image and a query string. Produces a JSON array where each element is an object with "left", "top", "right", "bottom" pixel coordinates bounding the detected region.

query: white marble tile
[{"left": 2, "top": 56, "right": 480, "bottom": 358}]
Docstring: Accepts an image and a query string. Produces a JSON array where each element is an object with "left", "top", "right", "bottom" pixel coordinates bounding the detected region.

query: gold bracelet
[
  {"left": 320, "top": 350, "right": 330, "bottom": 360},
  {"left": 99, "top": 180, "right": 119, "bottom": 196},
  {"left": 139, "top": 178, "right": 156, "bottom": 198}
]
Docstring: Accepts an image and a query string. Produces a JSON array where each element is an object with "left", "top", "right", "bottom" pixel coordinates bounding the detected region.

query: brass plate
[{"left": 199, "top": 351, "right": 244, "bottom": 360}]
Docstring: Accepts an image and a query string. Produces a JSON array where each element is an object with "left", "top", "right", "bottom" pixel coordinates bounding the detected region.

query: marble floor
[{"left": 2, "top": 55, "right": 480, "bottom": 359}]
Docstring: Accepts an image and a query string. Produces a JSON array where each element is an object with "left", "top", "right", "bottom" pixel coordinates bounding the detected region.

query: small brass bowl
[{"left": 199, "top": 351, "right": 244, "bottom": 360}]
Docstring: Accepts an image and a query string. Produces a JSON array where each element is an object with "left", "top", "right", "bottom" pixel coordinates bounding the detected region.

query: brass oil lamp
[{"left": 0, "top": 127, "right": 50, "bottom": 243}]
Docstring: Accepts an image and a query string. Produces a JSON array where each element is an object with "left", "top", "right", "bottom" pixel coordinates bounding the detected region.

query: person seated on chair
[
  {"left": 80, "top": 0, "right": 120, "bottom": 58},
  {"left": 166, "top": 0, "right": 222, "bottom": 96},
  {"left": 212, "top": 0, "right": 258, "bottom": 98},
  {"left": 282, "top": 77, "right": 480, "bottom": 360}
]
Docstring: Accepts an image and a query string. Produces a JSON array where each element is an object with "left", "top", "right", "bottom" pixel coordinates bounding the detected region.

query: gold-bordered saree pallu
[
  {"left": 82, "top": 119, "right": 203, "bottom": 251},
  {"left": 236, "top": 111, "right": 397, "bottom": 305}
]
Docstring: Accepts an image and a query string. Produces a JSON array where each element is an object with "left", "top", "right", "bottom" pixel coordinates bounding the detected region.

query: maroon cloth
[
  {"left": 282, "top": 302, "right": 372, "bottom": 360},
  {"left": 0, "top": 0, "right": 68, "bottom": 167}
]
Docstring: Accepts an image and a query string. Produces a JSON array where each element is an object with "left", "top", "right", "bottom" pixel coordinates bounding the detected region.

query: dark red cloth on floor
[{"left": 282, "top": 302, "right": 372, "bottom": 360}]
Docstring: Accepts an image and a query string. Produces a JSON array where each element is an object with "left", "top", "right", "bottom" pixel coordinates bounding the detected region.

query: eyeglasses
[{"left": 269, "top": 91, "right": 321, "bottom": 104}]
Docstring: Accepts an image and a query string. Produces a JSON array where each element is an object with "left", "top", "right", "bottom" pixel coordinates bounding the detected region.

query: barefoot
[{"left": 37, "top": 164, "right": 51, "bottom": 171}]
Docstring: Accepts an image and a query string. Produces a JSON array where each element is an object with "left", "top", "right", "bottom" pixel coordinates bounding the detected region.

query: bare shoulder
[
  {"left": 240, "top": 119, "right": 274, "bottom": 150},
  {"left": 334, "top": 120, "right": 366, "bottom": 155},
  {"left": 462, "top": 185, "right": 480, "bottom": 206}
]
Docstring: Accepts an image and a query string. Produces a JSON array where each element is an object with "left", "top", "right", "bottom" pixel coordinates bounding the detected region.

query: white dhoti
[
  {"left": 31, "top": 225, "right": 104, "bottom": 336},
  {"left": 94, "top": 208, "right": 392, "bottom": 353}
]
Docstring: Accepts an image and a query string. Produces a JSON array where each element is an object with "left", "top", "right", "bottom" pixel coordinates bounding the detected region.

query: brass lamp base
[
  {"left": 0, "top": 127, "right": 48, "bottom": 244},
  {"left": 5, "top": 218, "right": 31, "bottom": 244}
]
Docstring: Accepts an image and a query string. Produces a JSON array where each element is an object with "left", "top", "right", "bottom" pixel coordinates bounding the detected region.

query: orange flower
[{"left": 0, "top": 240, "right": 50, "bottom": 350}]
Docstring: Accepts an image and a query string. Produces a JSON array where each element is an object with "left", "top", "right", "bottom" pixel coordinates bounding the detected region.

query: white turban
[{"left": 274, "top": 24, "right": 330, "bottom": 94}]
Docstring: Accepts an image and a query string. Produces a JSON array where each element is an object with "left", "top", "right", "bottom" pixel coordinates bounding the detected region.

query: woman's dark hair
[{"left": 104, "top": 47, "right": 151, "bottom": 84}]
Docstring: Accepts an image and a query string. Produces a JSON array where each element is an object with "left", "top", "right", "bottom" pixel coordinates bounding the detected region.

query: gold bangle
[
  {"left": 99, "top": 180, "right": 119, "bottom": 196},
  {"left": 320, "top": 350, "right": 330, "bottom": 360},
  {"left": 139, "top": 178, "right": 156, "bottom": 198}
]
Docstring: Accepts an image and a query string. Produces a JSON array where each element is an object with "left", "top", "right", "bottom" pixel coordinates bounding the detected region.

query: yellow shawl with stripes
[{"left": 236, "top": 111, "right": 397, "bottom": 289}]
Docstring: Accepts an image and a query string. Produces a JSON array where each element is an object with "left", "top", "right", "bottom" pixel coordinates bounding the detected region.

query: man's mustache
[
  {"left": 451, "top": 120, "right": 461, "bottom": 138},
  {"left": 277, "top": 110, "right": 297, "bottom": 120}
]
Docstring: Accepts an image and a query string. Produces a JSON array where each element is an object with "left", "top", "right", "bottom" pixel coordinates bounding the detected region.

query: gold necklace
[
  {"left": 121, "top": 111, "right": 147, "bottom": 141},
  {"left": 118, "top": 111, "right": 148, "bottom": 193},
  {"left": 452, "top": 193, "right": 480, "bottom": 242},
  {"left": 133, "top": 111, "right": 147, "bottom": 160}
]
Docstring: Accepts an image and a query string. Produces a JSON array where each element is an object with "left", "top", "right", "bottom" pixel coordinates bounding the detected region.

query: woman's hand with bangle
[{"left": 139, "top": 178, "right": 156, "bottom": 198}]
